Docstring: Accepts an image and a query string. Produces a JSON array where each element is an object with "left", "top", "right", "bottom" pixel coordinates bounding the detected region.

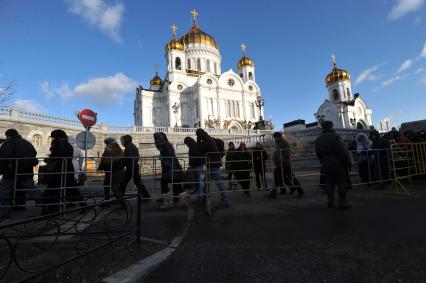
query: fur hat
[
  {"left": 5, "top": 129, "right": 19, "bottom": 138},
  {"left": 104, "top": 137, "right": 116, "bottom": 145}
]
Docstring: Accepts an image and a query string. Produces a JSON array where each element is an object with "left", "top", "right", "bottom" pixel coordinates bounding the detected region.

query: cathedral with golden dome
[
  {"left": 315, "top": 55, "right": 373, "bottom": 129},
  {"left": 134, "top": 10, "right": 262, "bottom": 129}
]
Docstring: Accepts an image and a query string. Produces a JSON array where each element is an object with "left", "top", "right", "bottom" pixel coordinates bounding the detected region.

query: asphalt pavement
[{"left": 143, "top": 183, "right": 426, "bottom": 283}]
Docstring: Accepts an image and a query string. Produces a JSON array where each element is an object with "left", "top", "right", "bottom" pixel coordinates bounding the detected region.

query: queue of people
[{"left": 2, "top": 124, "right": 423, "bottom": 220}]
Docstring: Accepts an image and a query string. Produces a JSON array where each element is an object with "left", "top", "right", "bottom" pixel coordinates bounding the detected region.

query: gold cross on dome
[
  {"left": 240, "top": 43, "right": 247, "bottom": 55},
  {"left": 191, "top": 9, "right": 198, "bottom": 26},
  {"left": 154, "top": 65, "right": 158, "bottom": 74},
  {"left": 170, "top": 24, "right": 177, "bottom": 38},
  {"left": 331, "top": 54, "right": 337, "bottom": 66}
]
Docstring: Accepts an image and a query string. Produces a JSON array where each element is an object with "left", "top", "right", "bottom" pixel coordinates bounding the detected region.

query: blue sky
[{"left": 1, "top": 0, "right": 425, "bottom": 129}]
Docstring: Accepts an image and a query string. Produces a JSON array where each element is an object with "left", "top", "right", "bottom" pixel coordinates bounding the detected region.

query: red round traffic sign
[{"left": 79, "top": 109, "right": 97, "bottom": 127}]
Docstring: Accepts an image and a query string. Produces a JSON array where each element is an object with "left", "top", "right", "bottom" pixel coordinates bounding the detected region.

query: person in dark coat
[
  {"left": 98, "top": 138, "right": 125, "bottom": 200},
  {"left": 0, "top": 129, "right": 39, "bottom": 218},
  {"left": 369, "top": 130, "right": 391, "bottom": 188},
  {"left": 184, "top": 136, "right": 205, "bottom": 203},
  {"left": 252, "top": 142, "right": 268, "bottom": 190},
  {"left": 356, "top": 133, "right": 373, "bottom": 184},
  {"left": 196, "top": 128, "right": 229, "bottom": 208},
  {"left": 119, "top": 135, "right": 151, "bottom": 200},
  {"left": 154, "top": 132, "right": 188, "bottom": 209},
  {"left": 225, "top": 142, "right": 237, "bottom": 190},
  {"left": 268, "top": 132, "right": 304, "bottom": 199},
  {"left": 234, "top": 142, "right": 252, "bottom": 196},
  {"left": 43, "top": 129, "right": 83, "bottom": 214},
  {"left": 315, "top": 121, "right": 352, "bottom": 209}
]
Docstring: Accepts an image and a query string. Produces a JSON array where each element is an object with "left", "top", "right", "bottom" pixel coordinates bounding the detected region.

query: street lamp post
[
  {"left": 255, "top": 96, "right": 264, "bottom": 121},
  {"left": 172, "top": 102, "right": 180, "bottom": 128}
]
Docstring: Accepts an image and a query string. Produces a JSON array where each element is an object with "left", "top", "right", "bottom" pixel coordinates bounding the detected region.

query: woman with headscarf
[
  {"left": 234, "top": 142, "right": 252, "bottom": 196},
  {"left": 153, "top": 132, "right": 188, "bottom": 209},
  {"left": 98, "top": 138, "right": 125, "bottom": 200},
  {"left": 355, "top": 133, "right": 372, "bottom": 183}
]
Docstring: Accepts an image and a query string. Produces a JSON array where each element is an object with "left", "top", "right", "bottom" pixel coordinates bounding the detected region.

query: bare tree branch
[{"left": 0, "top": 79, "right": 14, "bottom": 105}]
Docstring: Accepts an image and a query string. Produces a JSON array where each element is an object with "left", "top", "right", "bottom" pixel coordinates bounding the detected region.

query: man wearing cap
[
  {"left": 315, "top": 121, "right": 352, "bottom": 209},
  {"left": 0, "top": 129, "right": 39, "bottom": 219}
]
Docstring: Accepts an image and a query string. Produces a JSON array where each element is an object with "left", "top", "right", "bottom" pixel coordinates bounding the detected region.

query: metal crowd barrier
[{"left": 1, "top": 143, "right": 426, "bottom": 221}]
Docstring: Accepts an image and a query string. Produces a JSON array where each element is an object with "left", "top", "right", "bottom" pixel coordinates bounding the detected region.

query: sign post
[{"left": 75, "top": 109, "right": 97, "bottom": 173}]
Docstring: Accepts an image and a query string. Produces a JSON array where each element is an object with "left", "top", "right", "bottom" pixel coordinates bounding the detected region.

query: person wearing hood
[
  {"left": 98, "top": 138, "right": 125, "bottom": 200},
  {"left": 196, "top": 128, "right": 229, "bottom": 208},
  {"left": 252, "top": 142, "right": 268, "bottom": 190},
  {"left": 355, "top": 133, "right": 372, "bottom": 184},
  {"left": 268, "top": 132, "right": 304, "bottom": 199},
  {"left": 43, "top": 129, "right": 83, "bottom": 213},
  {"left": 184, "top": 136, "right": 205, "bottom": 204},
  {"left": 0, "top": 129, "right": 39, "bottom": 219},
  {"left": 234, "top": 142, "right": 252, "bottom": 196},
  {"left": 67, "top": 136, "right": 84, "bottom": 186},
  {"left": 119, "top": 135, "right": 151, "bottom": 200},
  {"left": 315, "top": 121, "right": 352, "bottom": 209},
  {"left": 154, "top": 132, "right": 188, "bottom": 209}
]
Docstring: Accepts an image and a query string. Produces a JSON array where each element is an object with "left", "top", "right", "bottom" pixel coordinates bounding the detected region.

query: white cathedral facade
[
  {"left": 134, "top": 10, "right": 263, "bottom": 130},
  {"left": 315, "top": 56, "right": 373, "bottom": 129}
]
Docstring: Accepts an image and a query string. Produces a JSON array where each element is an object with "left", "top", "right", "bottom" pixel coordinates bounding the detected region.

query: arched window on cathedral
[
  {"left": 332, "top": 89, "right": 339, "bottom": 101},
  {"left": 248, "top": 72, "right": 253, "bottom": 80},
  {"left": 214, "top": 62, "right": 217, "bottom": 74},
  {"left": 250, "top": 103, "right": 255, "bottom": 119},
  {"left": 197, "top": 59, "right": 201, "bottom": 71},
  {"left": 32, "top": 134, "right": 42, "bottom": 147},
  {"left": 346, "top": 88, "right": 351, "bottom": 99},
  {"left": 206, "top": 59, "right": 211, "bottom": 72},
  {"left": 187, "top": 59, "right": 191, "bottom": 70},
  {"left": 231, "top": 101, "right": 235, "bottom": 117},
  {"left": 236, "top": 102, "right": 240, "bottom": 117},
  {"left": 175, "top": 57, "right": 181, "bottom": 70}
]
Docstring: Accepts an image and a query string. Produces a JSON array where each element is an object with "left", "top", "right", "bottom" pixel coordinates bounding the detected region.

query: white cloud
[
  {"left": 418, "top": 42, "right": 426, "bottom": 60},
  {"left": 416, "top": 67, "right": 424, "bottom": 74},
  {"left": 354, "top": 65, "right": 381, "bottom": 85},
  {"left": 40, "top": 73, "right": 137, "bottom": 105},
  {"left": 381, "top": 75, "right": 402, "bottom": 88},
  {"left": 396, "top": 59, "right": 413, "bottom": 73},
  {"left": 418, "top": 76, "right": 426, "bottom": 85},
  {"left": 68, "top": 0, "right": 124, "bottom": 42},
  {"left": 11, "top": 99, "right": 46, "bottom": 113},
  {"left": 388, "top": 0, "right": 424, "bottom": 20}
]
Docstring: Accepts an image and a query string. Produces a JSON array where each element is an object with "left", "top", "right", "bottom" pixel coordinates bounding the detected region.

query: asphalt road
[{"left": 143, "top": 185, "right": 426, "bottom": 283}]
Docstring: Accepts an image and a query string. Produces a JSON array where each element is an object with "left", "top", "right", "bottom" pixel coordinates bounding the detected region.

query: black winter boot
[{"left": 327, "top": 194, "right": 335, "bottom": 208}]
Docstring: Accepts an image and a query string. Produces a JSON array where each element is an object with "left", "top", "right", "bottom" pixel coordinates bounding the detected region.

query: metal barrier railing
[{"left": 1, "top": 144, "right": 426, "bottom": 221}]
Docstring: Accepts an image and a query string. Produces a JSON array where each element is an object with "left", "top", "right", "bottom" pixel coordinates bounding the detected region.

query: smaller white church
[
  {"left": 315, "top": 55, "right": 373, "bottom": 129},
  {"left": 134, "top": 10, "right": 263, "bottom": 130}
]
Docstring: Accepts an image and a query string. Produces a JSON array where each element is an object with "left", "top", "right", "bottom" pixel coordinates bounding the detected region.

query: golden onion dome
[
  {"left": 166, "top": 38, "right": 185, "bottom": 52},
  {"left": 178, "top": 10, "right": 218, "bottom": 49},
  {"left": 237, "top": 44, "right": 254, "bottom": 69},
  {"left": 179, "top": 26, "right": 218, "bottom": 49},
  {"left": 237, "top": 55, "right": 254, "bottom": 69},
  {"left": 150, "top": 72, "right": 162, "bottom": 86},
  {"left": 325, "top": 55, "right": 351, "bottom": 85},
  {"left": 166, "top": 24, "right": 185, "bottom": 52}
]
